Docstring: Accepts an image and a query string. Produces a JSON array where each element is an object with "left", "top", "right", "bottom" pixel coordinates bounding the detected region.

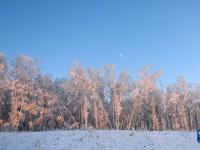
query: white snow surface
[{"left": 0, "top": 130, "right": 199, "bottom": 150}]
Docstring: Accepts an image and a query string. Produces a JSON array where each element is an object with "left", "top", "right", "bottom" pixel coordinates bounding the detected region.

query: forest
[{"left": 0, "top": 53, "right": 200, "bottom": 131}]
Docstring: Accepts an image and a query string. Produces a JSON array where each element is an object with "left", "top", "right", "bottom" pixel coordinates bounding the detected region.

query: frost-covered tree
[
  {"left": 0, "top": 53, "right": 200, "bottom": 131},
  {"left": 10, "top": 55, "right": 39, "bottom": 130},
  {"left": 0, "top": 53, "right": 11, "bottom": 129}
]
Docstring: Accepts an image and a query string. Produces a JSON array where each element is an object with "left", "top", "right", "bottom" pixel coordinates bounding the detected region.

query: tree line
[{"left": 0, "top": 53, "right": 200, "bottom": 131}]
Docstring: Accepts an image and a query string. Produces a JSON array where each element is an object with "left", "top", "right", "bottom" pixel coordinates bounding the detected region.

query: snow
[{"left": 0, "top": 130, "right": 199, "bottom": 150}]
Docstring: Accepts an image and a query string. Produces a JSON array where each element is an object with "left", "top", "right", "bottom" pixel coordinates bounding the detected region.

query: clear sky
[{"left": 1, "top": 0, "right": 200, "bottom": 84}]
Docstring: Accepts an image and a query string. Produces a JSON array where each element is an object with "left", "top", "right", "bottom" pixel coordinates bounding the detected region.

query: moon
[{"left": 120, "top": 52, "right": 123, "bottom": 58}]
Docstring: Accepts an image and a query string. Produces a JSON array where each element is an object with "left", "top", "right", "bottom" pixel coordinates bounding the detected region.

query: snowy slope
[{"left": 0, "top": 130, "right": 199, "bottom": 150}]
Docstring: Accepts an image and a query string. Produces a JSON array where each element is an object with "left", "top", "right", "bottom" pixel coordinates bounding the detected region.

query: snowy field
[{"left": 0, "top": 130, "right": 199, "bottom": 150}]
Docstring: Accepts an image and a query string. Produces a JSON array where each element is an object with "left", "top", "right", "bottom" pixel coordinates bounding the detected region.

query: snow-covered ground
[{"left": 0, "top": 130, "right": 199, "bottom": 150}]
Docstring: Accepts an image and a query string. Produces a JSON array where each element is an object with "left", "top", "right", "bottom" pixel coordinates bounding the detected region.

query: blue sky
[{"left": 1, "top": 0, "right": 200, "bottom": 84}]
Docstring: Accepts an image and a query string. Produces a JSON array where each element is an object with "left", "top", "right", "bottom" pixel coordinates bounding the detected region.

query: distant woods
[{"left": 0, "top": 53, "right": 200, "bottom": 131}]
